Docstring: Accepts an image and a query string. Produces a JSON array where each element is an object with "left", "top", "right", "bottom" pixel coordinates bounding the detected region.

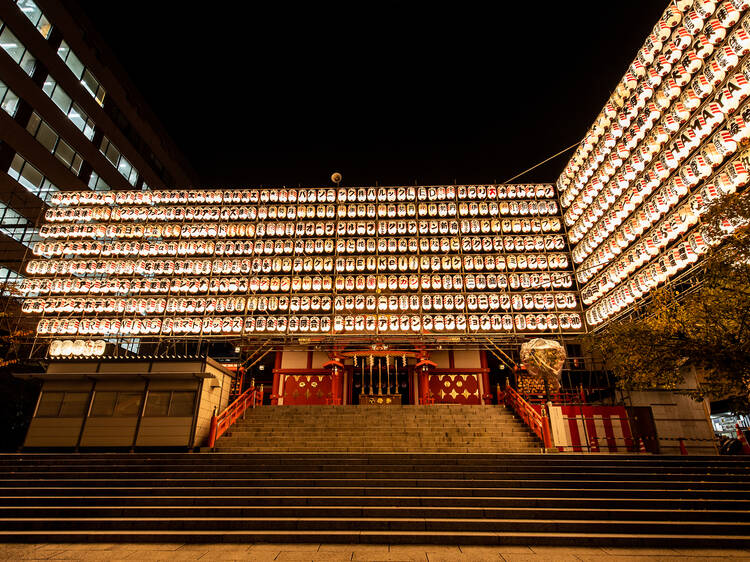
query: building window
[
  {"left": 0, "top": 19, "right": 36, "bottom": 76},
  {"left": 14, "top": 0, "right": 51, "bottom": 38},
  {"left": 87, "top": 170, "right": 110, "bottom": 191},
  {"left": 90, "top": 391, "right": 143, "bottom": 417},
  {"left": 57, "top": 40, "right": 105, "bottom": 106},
  {"left": 0, "top": 200, "right": 38, "bottom": 249},
  {"left": 26, "top": 112, "right": 84, "bottom": 175},
  {"left": 100, "top": 135, "right": 138, "bottom": 186},
  {"left": 0, "top": 79, "right": 19, "bottom": 116},
  {"left": 42, "top": 77, "right": 95, "bottom": 140},
  {"left": 7, "top": 152, "right": 59, "bottom": 202},
  {"left": 144, "top": 391, "right": 196, "bottom": 417},
  {"left": 0, "top": 265, "right": 23, "bottom": 296},
  {"left": 35, "top": 391, "right": 89, "bottom": 417}
]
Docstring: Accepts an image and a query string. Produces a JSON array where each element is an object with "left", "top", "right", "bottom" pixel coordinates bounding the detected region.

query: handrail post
[
  {"left": 541, "top": 404, "right": 553, "bottom": 450},
  {"left": 208, "top": 406, "right": 218, "bottom": 449}
]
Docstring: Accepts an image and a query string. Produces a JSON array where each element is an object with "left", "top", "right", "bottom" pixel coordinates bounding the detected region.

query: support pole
[
  {"left": 369, "top": 356, "right": 373, "bottom": 396},
  {"left": 541, "top": 405, "right": 553, "bottom": 450},
  {"left": 378, "top": 358, "right": 382, "bottom": 395},
  {"left": 386, "top": 356, "right": 390, "bottom": 395}
]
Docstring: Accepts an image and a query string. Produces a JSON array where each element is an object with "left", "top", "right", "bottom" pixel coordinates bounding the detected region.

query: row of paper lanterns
[
  {"left": 38, "top": 217, "right": 562, "bottom": 240},
  {"left": 558, "top": 2, "right": 750, "bottom": 319},
  {"left": 586, "top": 228, "right": 709, "bottom": 325},
  {"left": 581, "top": 151, "right": 748, "bottom": 308},
  {"left": 568, "top": 0, "right": 745, "bottom": 184},
  {"left": 49, "top": 185, "right": 557, "bottom": 208},
  {"left": 37, "top": 312, "right": 584, "bottom": 336},
  {"left": 44, "top": 199, "right": 561, "bottom": 224},
  {"left": 33, "top": 234, "right": 567, "bottom": 260},
  {"left": 558, "top": 1, "right": 739, "bottom": 195},
  {"left": 33, "top": 233, "right": 564, "bottom": 258},
  {"left": 37, "top": 219, "right": 561, "bottom": 247},
  {"left": 577, "top": 142, "right": 749, "bottom": 293},
  {"left": 20, "top": 270, "right": 575, "bottom": 298},
  {"left": 27, "top": 247, "right": 570, "bottom": 278},
  {"left": 562, "top": 8, "right": 747, "bottom": 216},
  {"left": 25, "top": 291, "right": 578, "bottom": 316},
  {"left": 574, "top": 114, "right": 748, "bottom": 272},
  {"left": 560, "top": 18, "right": 743, "bottom": 275},
  {"left": 559, "top": 1, "right": 688, "bottom": 192},
  {"left": 568, "top": 65, "right": 748, "bottom": 244},
  {"left": 569, "top": 61, "right": 750, "bottom": 265},
  {"left": 28, "top": 264, "right": 572, "bottom": 296},
  {"left": 49, "top": 339, "right": 106, "bottom": 357}
]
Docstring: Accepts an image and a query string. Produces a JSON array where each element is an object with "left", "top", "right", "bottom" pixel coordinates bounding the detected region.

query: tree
[
  {"left": 594, "top": 192, "right": 750, "bottom": 413},
  {"left": 0, "top": 282, "right": 40, "bottom": 450}
]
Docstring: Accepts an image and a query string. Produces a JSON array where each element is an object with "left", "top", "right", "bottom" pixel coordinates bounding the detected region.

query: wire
[{"left": 503, "top": 141, "right": 580, "bottom": 184}]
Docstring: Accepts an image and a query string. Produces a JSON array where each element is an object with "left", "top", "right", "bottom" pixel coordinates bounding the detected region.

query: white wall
[{"left": 627, "top": 366, "right": 716, "bottom": 455}]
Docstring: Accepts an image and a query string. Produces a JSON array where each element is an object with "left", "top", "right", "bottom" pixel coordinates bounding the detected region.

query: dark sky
[{"left": 76, "top": 2, "right": 668, "bottom": 188}]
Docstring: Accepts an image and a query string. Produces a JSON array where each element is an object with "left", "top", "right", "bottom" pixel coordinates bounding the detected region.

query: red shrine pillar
[
  {"left": 480, "top": 350, "right": 491, "bottom": 405},
  {"left": 323, "top": 356, "right": 345, "bottom": 405},
  {"left": 415, "top": 353, "right": 437, "bottom": 404},
  {"left": 270, "top": 351, "right": 282, "bottom": 405}
]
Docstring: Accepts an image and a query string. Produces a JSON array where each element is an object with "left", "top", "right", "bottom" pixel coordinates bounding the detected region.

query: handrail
[
  {"left": 521, "top": 386, "right": 619, "bottom": 406},
  {"left": 208, "top": 383, "right": 263, "bottom": 448},
  {"left": 500, "top": 382, "right": 552, "bottom": 449}
]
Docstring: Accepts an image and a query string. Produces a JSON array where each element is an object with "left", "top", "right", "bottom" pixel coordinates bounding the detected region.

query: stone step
[
  {"left": 4, "top": 505, "right": 750, "bottom": 522},
  {"left": 221, "top": 435, "right": 538, "bottom": 449},
  {"left": 7, "top": 477, "right": 740, "bottom": 490},
  {"left": 2, "top": 450, "right": 747, "bottom": 546},
  {"left": 0, "top": 529, "right": 748, "bottom": 548},
  {"left": 3, "top": 469, "right": 744, "bottom": 481},
  {"left": 4, "top": 495, "right": 749, "bottom": 511},
  {"left": 2, "top": 485, "right": 745, "bottom": 500},
  {"left": 2, "top": 516, "right": 749, "bottom": 537},
  {"left": 215, "top": 404, "right": 540, "bottom": 454}
]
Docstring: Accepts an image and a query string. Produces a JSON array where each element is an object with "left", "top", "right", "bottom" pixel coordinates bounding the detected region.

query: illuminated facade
[
  {"left": 23, "top": 184, "right": 582, "bottom": 358},
  {"left": 13, "top": 1, "right": 747, "bottom": 452},
  {"left": 557, "top": 0, "right": 750, "bottom": 327}
]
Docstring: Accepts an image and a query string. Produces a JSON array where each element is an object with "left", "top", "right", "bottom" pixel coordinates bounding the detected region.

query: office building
[{"left": 0, "top": 0, "right": 197, "bottom": 293}]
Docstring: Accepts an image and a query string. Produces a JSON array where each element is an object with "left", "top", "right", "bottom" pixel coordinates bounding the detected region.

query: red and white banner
[{"left": 546, "top": 405, "right": 634, "bottom": 452}]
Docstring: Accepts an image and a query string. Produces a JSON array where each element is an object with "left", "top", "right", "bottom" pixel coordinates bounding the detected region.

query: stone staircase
[
  {"left": 0, "top": 453, "right": 749, "bottom": 546},
  {"left": 213, "top": 405, "right": 543, "bottom": 453}
]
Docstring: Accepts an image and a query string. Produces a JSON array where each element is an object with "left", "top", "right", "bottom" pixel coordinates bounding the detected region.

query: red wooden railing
[
  {"left": 499, "top": 382, "right": 552, "bottom": 449},
  {"left": 208, "top": 383, "right": 263, "bottom": 448}
]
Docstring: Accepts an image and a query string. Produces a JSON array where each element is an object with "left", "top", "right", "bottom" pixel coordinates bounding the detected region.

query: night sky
[{"left": 76, "top": 2, "right": 668, "bottom": 188}]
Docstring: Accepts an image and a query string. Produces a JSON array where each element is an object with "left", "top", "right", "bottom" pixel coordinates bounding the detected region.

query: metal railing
[
  {"left": 499, "top": 381, "right": 552, "bottom": 449},
  {"left": 521, "top": 386, "right": 616, "bottom": 406},
  {"left": 208, "top": 382, "right": 263, "bottom": 448}
]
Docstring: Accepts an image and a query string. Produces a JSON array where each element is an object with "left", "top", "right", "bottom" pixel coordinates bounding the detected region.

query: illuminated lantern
[{"left": 719, "top": 4, "right": 742, "bottom": 27}]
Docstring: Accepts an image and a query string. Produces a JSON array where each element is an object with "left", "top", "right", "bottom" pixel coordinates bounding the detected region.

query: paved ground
[{"left": 1, "top": 543, "right": 749, "bottom": 561}]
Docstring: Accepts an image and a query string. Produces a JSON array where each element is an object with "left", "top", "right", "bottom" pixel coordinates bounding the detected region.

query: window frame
[
  {"left": 0, "top": 79, "right": 19, "bottom": 116},
  {"left": 99, "top": 135, "right": 138, "bottom": 186},
  {"left": 42, "top": 77, "right": 96, "bottom": 140},
  {"left": 89, "top": 390, "right": 144, "bottom": 418},
  {"left": 26, "top": 111, "right": 84, "bottom": 175},
  {"left": 56, "top": 40, "right": 106, "bottom": 107},
  {"left": 8, "top": 152, "right": 59, "bottom": 203},
  {"left": 35, "top": 391, "right": 89, "bottom": 418},
  {"left": 14, "top": 0, "right": 52, "bottom": 38},
  {"left": 144, "top": 390, "right": 197, "bottom": 417}
]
